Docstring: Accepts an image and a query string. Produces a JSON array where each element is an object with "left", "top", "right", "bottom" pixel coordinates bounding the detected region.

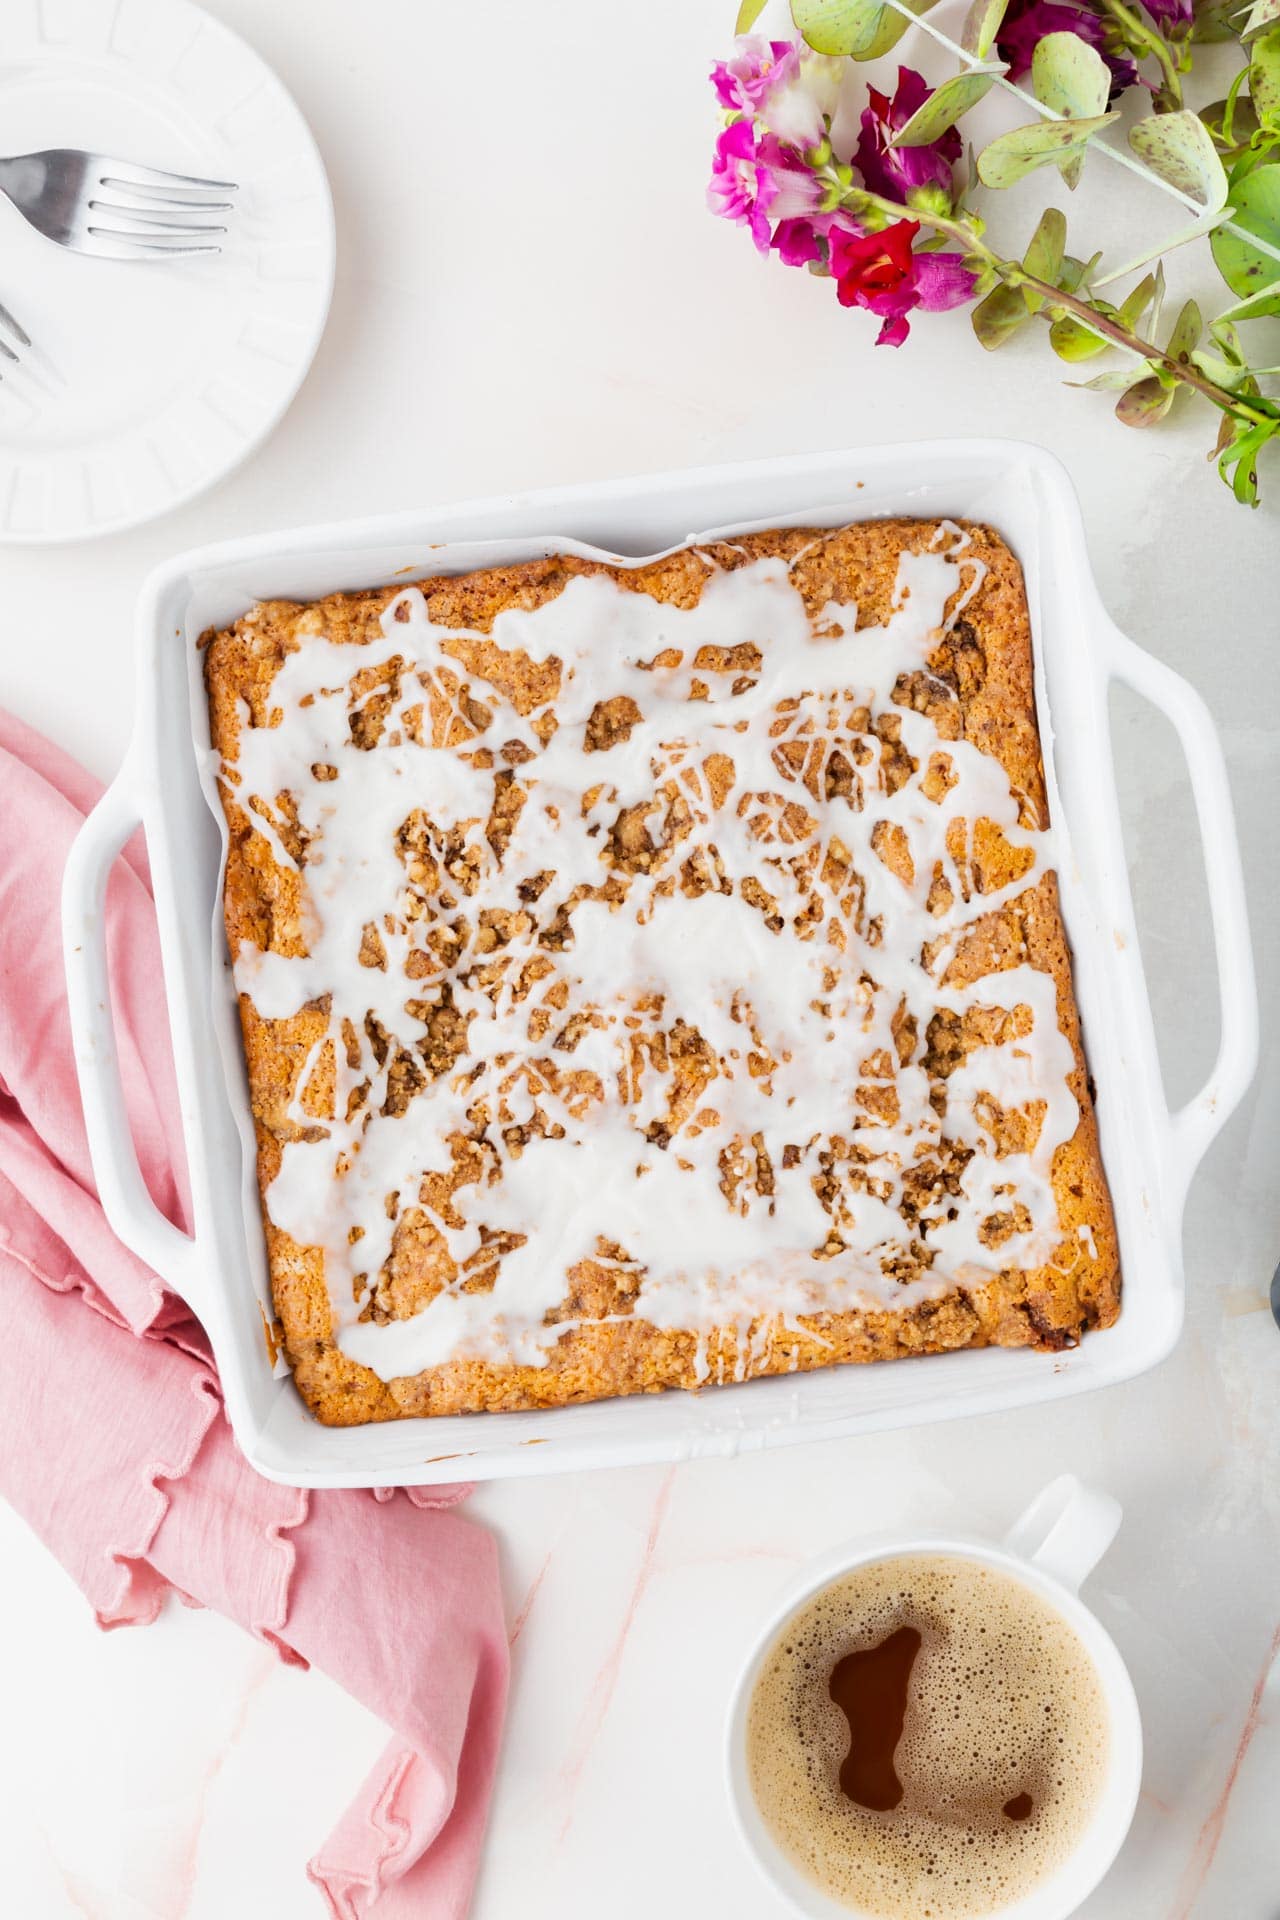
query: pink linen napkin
[{"left": 0, "top": 711, "right": 509, "bottom": 1918}]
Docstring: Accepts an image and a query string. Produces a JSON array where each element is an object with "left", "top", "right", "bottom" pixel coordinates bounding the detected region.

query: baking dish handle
[
  {"left": 1102, "top": 622, "right": 1259, "bottom": 1223},
  {"left": 62, "top": 761, "right": 202, "bottom": 1296}
]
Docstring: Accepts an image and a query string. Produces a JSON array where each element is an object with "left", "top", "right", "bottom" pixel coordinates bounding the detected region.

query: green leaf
[
  {"left": 857, "top": 0, "right": 938, "bottom": 59},
  {"left": 1116, "top": 375, "right": 1177, "bottom": 427},
  {"left": 1209, "top": 315, "right": 1246, "bottom": 363},
  {"left": 1214, "top": 278, "right": 1280, "bottom": 323},
  {"left": 962, "top": 0, "right": 1011, "bottom": 57},
  {"left": 1206, "top": 64, "right": 1257, "bottom": 150},
  {"left": 791, "top": 0, "right": 939, "bottom": 58},
  {"left": 1049, "top": 312, "right": 1111, "bottom": 360},
  {"left": 790, "top": 0, "right": 883, "bottom": 54},
  {"left": 971, "top": 281, "right": 1031, "bottom": 349},
  {"left": 1230, "top": 141, "right": 1279, "bottom": 185},
  {"left": 1057, "top": 148, "right": 1090, "bottom": 190},
  {"left": 1231, "top": 449, "right": 1262, "bottom": 505},
  {"left": 1031, "top": 32, "right": 1111, "bottom": 120},
  {"left": 734, "top": 0, "right": 769, "bottom": 29},
  {"left": 1210, "top": 164, "right": 1280, "bottom": 315},
  {"left": 1213, "top": 285, "right": 1280, "bottom": 323},
  {"left": 977, "top": 113, "right": 1118, "bottom": 190},
  {"left": 1057, "top": 250, "right": 1101, "bottom": 294},
  {"left": 1128, "top": 111, "right": 1230, "bottom": 211},
  {"left": 1150, "top": 257, "right": 1167, "bottom": 338},
  {"left": 1117, "top": 271, "right": 1158, "bottom": 331},
  {"left": 1251, "top": 26, "right": 1280, "bottom": 130},
  {"left": 1166, "top": 297, "right": 1203, "bottom": 361},
  {"left": 892, "top": 68, "right": 1000, "bottom": 146},
  {"left": 1215, "top": 417, "right": 1278, "bottom": 507},
  {"left": 1238, "top": 0, "right": 1280, "bottom": 39},
  {"left": 1190, "top": 347, "right": 1254, "bottom": 389},
  {"left": 1192, "top": 0, "right": 1240, "bottom": 40},
  {"left": 1023, "top": 207, "right": 1067, "bottom": 286},
  {"left": 1067, "top": 364, "right": 1143, "bottom": 390}
]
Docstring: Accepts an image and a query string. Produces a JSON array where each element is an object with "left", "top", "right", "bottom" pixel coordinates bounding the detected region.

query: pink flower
[
  {"left": 757, "top": 133, "right": 823, "bottom": 218},
  {"left": 912, "top": 251, "right": 980, "bottom": 312},
  {"left": 772, "top": 216, "right": 829, "bottom": 268},
  {"left": 765, "top": 49, "right": 846, "bottom": 149},
  {"left": 707, "top": 122, "right": 821, "bottom": 254},
  {"left": 828, "top": 221, "right": 977, "bottom": 346},
  {"left": 1140, "top": 0, "right": 1192, "bottom": 28},
  {"left": 710, "top": 37, "right": 798, "bottom": 116},
  {"left": 854, "top": 67, "right": 961, "bottom": 206},
  {"left": 707, "top": 119, "right": 775, "bottom": 251},
  {"left": 710, "top": 36, "right": 845, "bottom": 152},
  {"left": 995, "top": 0, "right": 1139, "bottom": 94}
]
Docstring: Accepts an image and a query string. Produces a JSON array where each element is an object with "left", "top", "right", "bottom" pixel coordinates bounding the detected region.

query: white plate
[
  {"left": 62, "top": 444, "right": 1258, "bottom": 1486},
  {"left": 0, "top": 0, "right": 333, "bottom": 543}
]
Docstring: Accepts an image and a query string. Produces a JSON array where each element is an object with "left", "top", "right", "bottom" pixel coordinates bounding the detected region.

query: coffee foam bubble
[{"left": 745, "top": 1553, "right": 1109, "bottom": 1919}]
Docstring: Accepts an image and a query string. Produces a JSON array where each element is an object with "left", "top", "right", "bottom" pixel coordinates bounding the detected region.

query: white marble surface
[{"left": 3, "top": 1, "right": 1279, "bottom": 1915}]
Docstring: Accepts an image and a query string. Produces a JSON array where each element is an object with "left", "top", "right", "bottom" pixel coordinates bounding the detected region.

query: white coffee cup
[{"left": 726, "top": 1475, "right": 1142, "bottom": 1920}]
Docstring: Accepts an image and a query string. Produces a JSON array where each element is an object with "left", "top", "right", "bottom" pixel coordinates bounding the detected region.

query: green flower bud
[
  {"left": 907, "top": 182, "right": 955, "bottom": 218},
  {"left": 855, "top": 202, "right": 892, "bottom": 234}
]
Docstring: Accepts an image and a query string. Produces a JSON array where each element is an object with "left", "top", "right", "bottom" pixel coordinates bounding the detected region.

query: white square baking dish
[{"left": 62, "top": 441, "right": 1257, "bottom": 1486}]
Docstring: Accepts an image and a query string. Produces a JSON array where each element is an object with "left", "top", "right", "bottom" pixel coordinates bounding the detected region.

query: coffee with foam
[{"left": 746, "top": 1553, "right": 1109, "bottom": 1918}]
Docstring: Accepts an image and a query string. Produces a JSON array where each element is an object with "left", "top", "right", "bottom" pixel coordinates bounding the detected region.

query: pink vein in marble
[
  {"left": 510, "top": 1548, "right": 557, "bottom": 1649},
  {"left": 558, "top": 1468, "right": 678, "bottom": 1839},
  {"left": 1172, "top": 1619, "right": 1280, "bottom": 1917}
]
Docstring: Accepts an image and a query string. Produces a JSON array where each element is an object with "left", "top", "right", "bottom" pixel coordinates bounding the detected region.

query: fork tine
[
  {"left": 0, "top": 305, "right": 63, "bottom": 394},
  {"left": 0, "top": 301, "right": 33, "bottom": 350},
  {"left": 0, "top": 325, "right": 61, "bottom": 403},
  {"left": 98, "top": 176, "right": 238, "bottom": 209},
  {"left": 98, "top": 163, "right": 238, "bottom": 196},
  {"left": 86, "top": 231, "right": 224, "bottom": 258},
  {"left": 88, "top": 220, "right": 226, "bottom": 243},
  {"left": 89, "top": 199, "right": 230, "bottom": 232}
]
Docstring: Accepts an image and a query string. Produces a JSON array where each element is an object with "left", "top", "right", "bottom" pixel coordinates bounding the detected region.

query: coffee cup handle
[{"left": 1002, "top": 1475, "right": 1122, "bottom": 1594}]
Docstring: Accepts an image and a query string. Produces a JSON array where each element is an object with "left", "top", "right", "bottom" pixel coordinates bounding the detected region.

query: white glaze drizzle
[{"left": 223, "top": 528, "right": 1079, "bottom": 1381}]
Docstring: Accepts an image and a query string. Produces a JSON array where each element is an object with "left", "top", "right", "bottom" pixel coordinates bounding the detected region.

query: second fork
[{"left": 0, "top": 149, "right": 238, "bottom": 260}]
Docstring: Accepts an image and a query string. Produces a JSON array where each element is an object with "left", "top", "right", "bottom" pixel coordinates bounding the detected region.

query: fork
[
  {"left": 0, "top": 299, "right": 61, "bottom": 405},
  {"left": 0, "top": 300, "right": 33, "bottom": 376},
  {"left": 0, "top": 150, "right": 237, "bottom": 260}
]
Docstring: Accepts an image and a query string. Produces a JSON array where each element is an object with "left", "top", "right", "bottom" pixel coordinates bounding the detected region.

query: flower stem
[
  {"left": 1016, "top": 269, "right": 1260, "bottom": 413},
  {"left": 1095, "top": 0, "right": 1182, "bottom": 109},
  {"left": 838, "top": 184, "right": 1271, "bottom": 427}
]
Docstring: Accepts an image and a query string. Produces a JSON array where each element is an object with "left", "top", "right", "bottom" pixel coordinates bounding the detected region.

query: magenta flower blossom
[
  {"left": 707, "top": 119, "right": 775, "bottom": 251},
  {"left": 765, "top": 48, "right": 846, "bottom": 149},
  {"left": 912, "top": 251, "right": 980, "bottom": 312},
  {"left": 710, "top": 37, "right": 799, "bottom": 116},
  {"left": 758, "top": 133, "right": 824, "bottom": 217},
  {"left": 1140, "top": 0, "right": 1192, "bottom": 28},
  {"left": 710, "top": 34, "right": 844, "bottom": 154},
  {"left": 854, "top": 67, "right": 961, "bottom": 206},
  {"left": 707, "top": 122, "right": 821, "bottom": 254},
  {"left": 772, "top": 216, "right": 830, "bottom": 268},
  {"left": 995, "top": 0, "right": 1140, "bottom": 95}
]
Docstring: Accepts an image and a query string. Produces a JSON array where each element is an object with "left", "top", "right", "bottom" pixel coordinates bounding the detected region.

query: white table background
[{"left": 3, "top": 2, "right": 1278, "bottom": 1916}]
